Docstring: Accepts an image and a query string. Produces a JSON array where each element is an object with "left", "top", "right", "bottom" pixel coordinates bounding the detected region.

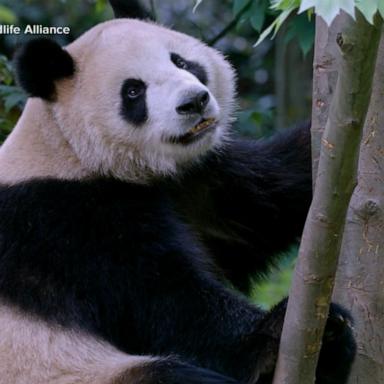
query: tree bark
[
  {"left": 310, "top": 16, "right": 341, "bottom": 184},
  {"left": 332, "top": 30, "right": 384, "bottom": 384},
  {"left": 272, "top": 11, "right": 382, "bottom": 384}
]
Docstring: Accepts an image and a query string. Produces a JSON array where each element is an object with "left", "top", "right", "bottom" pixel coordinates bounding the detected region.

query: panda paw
[
  {"left": 316, "top": 303, "right": 356, "bottom": 384},
  {"left": 252, "top": 300, "right": 356, "bottom": 384},
  {"left": 323, "top": 303, "right": 353, "bottom": 342}
]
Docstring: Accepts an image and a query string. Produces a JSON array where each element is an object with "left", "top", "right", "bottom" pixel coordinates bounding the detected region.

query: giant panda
[{"left": 0, "top": 1, "right": 356, "bottom": 383}]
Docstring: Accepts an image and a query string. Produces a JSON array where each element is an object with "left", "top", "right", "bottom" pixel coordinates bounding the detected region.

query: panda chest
[{"left": 0, "top": 180, "right": 193, "bottom": 320}]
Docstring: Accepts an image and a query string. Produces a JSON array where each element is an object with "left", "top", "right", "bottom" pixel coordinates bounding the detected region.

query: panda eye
[
  {"left": 175, "top": 57, "right": 188, "bottom": 69},
  {"left": 170, "top": 52, "right": 208, "bottom": 85},
  {"left": 120, "top": 78, "right": 148, "bottom": 125},
  {"left": 127, "top": 87, "right": 140, "bottom": 99},
  {"left": 123, "top": 79, "right": 146, "bottom": 100},
  {"left": 171, "top": 53, "right": 189, "bottom": 70},
  {"left": 127, "top": 87, "right": 140, "bottom": 98}
]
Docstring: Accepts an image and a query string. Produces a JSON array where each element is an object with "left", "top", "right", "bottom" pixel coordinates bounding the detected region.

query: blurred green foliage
[
  {"left": 0, "top": 0, "right": 114, "bottom": 141},
  {"left": 251, "top": 246, "right": 298, "bottom": 309},
  {"left": 0, "top": 54, "right": 25, "bottom": 141}
]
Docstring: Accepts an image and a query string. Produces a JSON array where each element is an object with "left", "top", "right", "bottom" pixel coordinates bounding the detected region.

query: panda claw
[{"left": 323, "top": 304, "right": 353, "bottom": 343}]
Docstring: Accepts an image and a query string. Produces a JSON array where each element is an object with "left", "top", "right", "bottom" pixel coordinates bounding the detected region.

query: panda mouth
[{"left": 168, "top": 118, "right": 217, "bottom": 145}]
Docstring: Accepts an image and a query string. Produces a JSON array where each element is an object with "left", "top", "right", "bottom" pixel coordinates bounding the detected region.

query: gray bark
[
  {"left": 272, "top": 12, "right": 382, "bottom": 384},
  {"left": 332, "top": 31, "right": 384, "bottom": 384},
  {"left": 311, "top": 16, "right": 341, "bottom": 184}
]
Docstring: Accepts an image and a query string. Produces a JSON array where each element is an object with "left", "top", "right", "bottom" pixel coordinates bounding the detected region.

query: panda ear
[
  {"left": 109, "top": 0, "right": 153, "bottom": 20},
  {"left": 14, "top": 38, "right": 75, "bottom": 100}
]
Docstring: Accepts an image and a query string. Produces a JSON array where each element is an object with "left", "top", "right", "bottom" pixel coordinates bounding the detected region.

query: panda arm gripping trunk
[
  {"left": 0, "top": 8, "right": 356, "bottom": 384},
  {"left": 170, "top": 123, "right": 313, "bottom": 293},
  {"left": 0, "top": 179, "right": 354, "bottom": 384}
]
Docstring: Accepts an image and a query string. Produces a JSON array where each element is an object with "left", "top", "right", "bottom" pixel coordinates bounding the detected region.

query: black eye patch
[
  {"left": 120, "top": 79, "right": 148, "bottom": 126},
  {"left": 170, "top": 53, "right": 208, "bottom": 85}
]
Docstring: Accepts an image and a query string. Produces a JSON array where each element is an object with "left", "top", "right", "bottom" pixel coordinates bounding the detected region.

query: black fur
[
  {"left": 120, "top": 78, "right": 148, "bottom": 125},
  {"left": 109, "top": 0, "right": 153, "bottom": 20},
  {"left": 171, "top": 53, "right": 208, "bottom": 85},
  {"left": 0, "top": 127, "right": 355, "bottom": 383},
  {"left": 116, "top": 357, "right": 239, "bottom": 384},
  {"left": 170, "top": 124, "right": 313, "bottom": 292},
  {"left": 316, "top": 303, "right": 357, "bottom": 384},
  {"left": 14, "top": 38, "right": 75, "bottom": 100}
]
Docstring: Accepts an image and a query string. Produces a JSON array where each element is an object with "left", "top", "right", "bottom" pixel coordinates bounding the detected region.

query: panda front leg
[
  {"left": 137, "top": 272, "right": 355, "bottom": 384},
  {"left": 171, "top": 123, "right": 313, "bottom": 293},
  {"left": 0, "top": 303, "right": 238, "bottom": 384},
  {"left": 249, "top": 299, "right": 356, "bottom": 384}
]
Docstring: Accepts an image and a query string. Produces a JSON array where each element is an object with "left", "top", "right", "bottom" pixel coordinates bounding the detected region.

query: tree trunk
[
  {"left": 272, "top": 12, "right": 382, "bottom": 384},
  {"left": 332, "top": 30, "right": 384, "bottom": 384},
  {"left": 310, "top": 16, "right": 341, "bottom": 184}
]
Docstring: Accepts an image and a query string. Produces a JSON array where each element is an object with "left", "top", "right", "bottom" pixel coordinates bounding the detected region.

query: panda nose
[{"left": 176, "top": 91, "right": 210, "bottom": 115}]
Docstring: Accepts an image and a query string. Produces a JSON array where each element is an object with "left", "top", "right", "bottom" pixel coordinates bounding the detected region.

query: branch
[
  {"left": 332, "top": 30, "right": 384, "bottom": 383},
  {"left": 208, "top": 0, "right": 253, "bottom": 46},
  {"left": 272, "top": 11, "right": 382, "bottom": 384}
]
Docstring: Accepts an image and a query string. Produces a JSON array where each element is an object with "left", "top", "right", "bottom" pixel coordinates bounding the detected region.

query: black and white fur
[{"left": 0, "top": 2, "right": 355, "bottom": 383}]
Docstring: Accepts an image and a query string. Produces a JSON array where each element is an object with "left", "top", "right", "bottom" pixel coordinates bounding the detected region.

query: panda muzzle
[{"left": 169, "top": 118, "right": 217, "bottom": 145}]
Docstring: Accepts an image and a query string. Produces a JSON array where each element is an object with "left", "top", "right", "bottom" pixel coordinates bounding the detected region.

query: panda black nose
[{"left": 176, "top": 91, "right": 210, "bottom": 115}]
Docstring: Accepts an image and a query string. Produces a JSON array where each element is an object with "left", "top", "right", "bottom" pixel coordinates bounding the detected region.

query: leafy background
[{"left": 0, "top": 0, "right": 319, "bottom": 308}]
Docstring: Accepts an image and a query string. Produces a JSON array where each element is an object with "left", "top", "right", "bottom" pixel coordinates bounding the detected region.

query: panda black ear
[
  {"left": 14, "top": 38, "right": 75, "bottom": 100},
  {"left": 109, "top": 0, "right": 153, "bottom": 20}
]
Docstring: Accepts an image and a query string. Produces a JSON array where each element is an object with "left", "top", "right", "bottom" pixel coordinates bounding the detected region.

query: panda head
[{"left": 14, "top": 19, "right": 236, "bottom": 181}]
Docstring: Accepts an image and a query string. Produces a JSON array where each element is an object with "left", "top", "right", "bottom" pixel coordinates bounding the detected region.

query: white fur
[
  {"left": 0, "top": 18, "right": 236, "bottom": 183},
  {"left": 0, "top": 18, "right": 237, "bottom": 382},
  {"left": 0, "top": 303, "right": 156, "bottom": 384}
]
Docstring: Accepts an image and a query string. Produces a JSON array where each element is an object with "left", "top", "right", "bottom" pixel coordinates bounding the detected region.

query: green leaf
[
  {"left": 0, "top": 55, "right": 14, "bottom": 86},
  {"left": 254, "top": 20, "right": 277, "bottom": 47},
  {"left": 299, "top": 0, "right": 356, "bottom": 25},
  {"left": 254, "top": 8, "right": 294, "bottom": 46},
  {"left": 95, "top": 0, "right": 107, "bottom": 14},
  {"left": 0, "top": 85, "right": 26, "bottom": 112},
  {"left": 193, "top": 0, "right": 203, "bottom": 13},
  {"left": 356, "top": 0, "right": 379, "bottom": 23},
  {"left": 298, "top": 30, "right": 314, "bottom": 55},
  {"left": 233, "top": 0, "right": 249, "bottom": 15},
  {"left": 379, "top": 1, "right": 384, "bottom": 18},
  {"left": 338, "top": 0, "right": 356, "bottom": 16},
  {"left": 0, "top": 5, "right": 17, "bottom": 24},
  {"left": 300, "top": 1, "right": 342, "bottom": 25},
  {"left": 271, "top": 0, "right": 301, "bottom": 11},
  {"left": 298, "top": 0, "right": 316, "bottom": 12},
  {"left": 250, "top": 12, "right": 265, "bottom": 32},
  {"left": 250, "top": 0, "right": 267, "bottom": 32},
  {"left": 285, "top": 13, "right": 315, "bottom": 56}
]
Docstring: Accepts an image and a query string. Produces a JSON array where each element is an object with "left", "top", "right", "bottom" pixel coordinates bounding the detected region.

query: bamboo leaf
[
  {"left": 271, "top": 0, "right": 300, "bottom": 11},
  {"left": 298, "top": 0, "right": 316, "bottom": 12},
  {"left": 356, "top": 0, "right": 379, "bottom": 23},
  {"left": 299, "top": 0, "right": 356, "bottom": 25},
  {"left": 254, "top": 8, "right": 294, "bottom": 46},
  {"left": 285, "top": 13, "right": 315, "bottom": 55},
  {"left": 193, "top": 0, "right": 203, "bottom": 13},
  {"left": 233, "top": 0, "right": 249, "bottom": 15},
  {"left": 379, "top": 1, "right": 384, "bottom": 18},
  {"left": 254, "top": 18, "right": 278, "bottom": 46},
  {"left": 250, "top": 0, "right": 267, "bottom": 32}
]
